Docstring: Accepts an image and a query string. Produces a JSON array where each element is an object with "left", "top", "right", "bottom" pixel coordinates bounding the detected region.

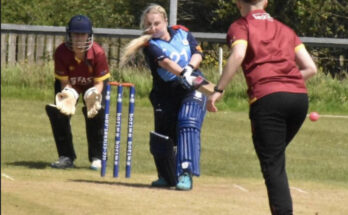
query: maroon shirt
[
  {"left": 226, "top": 9, "right": 307, "bottom": 103},
  {"left": 54, "top": 42, "right": 110, "bottom": 93}
]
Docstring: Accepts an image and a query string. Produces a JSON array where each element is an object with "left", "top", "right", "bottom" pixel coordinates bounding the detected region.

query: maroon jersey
[
  {"left": 54, "top": 42, "right": 110, "bottom": 93},
  {"left": 226, "top": 9, "right": 307, "bottom": 103}
]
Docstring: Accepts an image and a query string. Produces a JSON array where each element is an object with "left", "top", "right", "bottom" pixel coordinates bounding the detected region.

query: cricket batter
[
  {"left": 207, "top": 0, "right": 317, "bottom": 214},
  {"left": 46, "top": 15, "right": 110, "bottom": 170},
  {"left": 121, "top": 4, "right": 206, "bottom": 190}
]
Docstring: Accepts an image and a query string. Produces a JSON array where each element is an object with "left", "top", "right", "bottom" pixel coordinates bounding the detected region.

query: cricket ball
[{"left": 309, "top": 112, "right": 320, "bottom": 121}]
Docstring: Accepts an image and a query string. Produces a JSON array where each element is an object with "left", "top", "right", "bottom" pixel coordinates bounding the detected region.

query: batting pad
[
  {"left": 177, "top": 127, "right": 201, "bottom": 177},
  {"left": 177, "top": 101, "right": 205, "bottom": 177},
  {"left": 150, "top": 131, "right": 177, "bottom": 186}
]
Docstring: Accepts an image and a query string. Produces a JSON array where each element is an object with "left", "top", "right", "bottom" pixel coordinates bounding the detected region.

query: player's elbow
[
  {"left": 307, "top": 62, "right": 318, "bottom": 77},
  {"left": 231, "top": 52, "right": 245, "bottom": 64}
]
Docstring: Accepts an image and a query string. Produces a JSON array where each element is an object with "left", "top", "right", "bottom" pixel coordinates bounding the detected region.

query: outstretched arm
[{"left": 207, "top": 42, "right": 247, "bottom": 112}]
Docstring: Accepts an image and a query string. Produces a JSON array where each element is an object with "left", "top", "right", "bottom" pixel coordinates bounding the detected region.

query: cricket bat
[{"left": 192, "top": 76, "right": 216, "bottom": 96}]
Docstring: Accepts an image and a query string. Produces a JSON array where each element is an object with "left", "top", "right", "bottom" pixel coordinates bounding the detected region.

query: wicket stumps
[{"left": 101, "top": 81, "right": 135, "bottom": 178}]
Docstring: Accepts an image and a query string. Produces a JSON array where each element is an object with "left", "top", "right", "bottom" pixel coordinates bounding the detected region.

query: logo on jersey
[
  {"left": 69, "top": 77, "right": 93, "bottom": 86},
  {"left": 196, "top": 45, "right": 203, "bottom": 53},
  {"left": 182, "top": 39, "right": 189, "bottom": 46},
  {"left": 252, "top": 13, "right": 273, "bottom": 21},
  {"left": 69, "top": 66, "right": 75, "bottom": 71}
]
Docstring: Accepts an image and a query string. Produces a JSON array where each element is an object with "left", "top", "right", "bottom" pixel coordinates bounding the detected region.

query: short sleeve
[
  {"left": 226, "top": 19, "right": 248, "bottom": 48},
  {"left": 54, "top": 46, "right": 69, "bottom": 80}
]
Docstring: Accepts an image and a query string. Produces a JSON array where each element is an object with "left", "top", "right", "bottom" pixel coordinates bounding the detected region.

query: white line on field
[
  {"left": 290, "top": 186, "right": 308, "bottom": 194},
  {"left": 233, "top": 184, "right": 248, "bottom": 192},
  {"left": 2, "top": 173, "right": 15, "bottom": 181},
  {"left": 307, "top": 114, "right": 348, "bottom": 119}
]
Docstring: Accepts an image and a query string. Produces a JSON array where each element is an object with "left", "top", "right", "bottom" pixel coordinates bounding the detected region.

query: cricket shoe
[
  {"left": 176, "top": 172, "right": 192, "bottom": 191},
  {"left": 90, "top": 158, "right": 102, "bottom": 170},
  {"left": 151, "top": 177, "right": 169, "bottom": 187},
  {"left": 51, "top": 156, "right": 74, "bottom": 169}
]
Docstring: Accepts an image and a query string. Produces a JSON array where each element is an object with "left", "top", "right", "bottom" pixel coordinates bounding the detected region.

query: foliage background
[
  {"left": 2, "top": 0, "right": 347, "bottom": 77},
  {"left": 2, "top": 0, "right": 348, "bottom": 37}
]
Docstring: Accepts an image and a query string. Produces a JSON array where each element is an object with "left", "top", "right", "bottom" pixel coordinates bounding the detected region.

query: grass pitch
[{"left": 2, "top": 97, "right": 348, "bottom": 215}]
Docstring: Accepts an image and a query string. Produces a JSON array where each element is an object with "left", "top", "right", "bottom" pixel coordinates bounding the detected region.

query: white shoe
[{"left": 90, "top": 158, "right": 101, "bottom": 170}]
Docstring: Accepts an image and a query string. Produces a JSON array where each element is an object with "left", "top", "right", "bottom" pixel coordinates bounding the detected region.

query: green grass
[
  {"left": 2, "top": 63, "right": 348, "bottom": 113},
  {"left": 2, "top": 97, "right": 348, "bottom": 184},
  {"left": 2, "top": 96, "right": 348, "bottom": 215},
  {"left": 2, "top": 62, "right": 348, "bottom": 214}
]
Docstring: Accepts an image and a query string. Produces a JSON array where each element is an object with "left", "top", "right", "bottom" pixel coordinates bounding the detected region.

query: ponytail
[{"left": 120, "top": 34, "right": 152, "bottom": 67}]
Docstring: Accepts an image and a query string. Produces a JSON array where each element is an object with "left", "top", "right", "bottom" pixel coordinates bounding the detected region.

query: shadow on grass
[
  {"left": 70, "top": 179, "right": 174, "bottom": 190},
  {"left": 70, "top": 179, "right": 150, "bottom": 189},
  {"left": 6, "top": 161, "right": 94, "bottom": 170},
  {"left": 7, "top": 161, "right": 50, "bottom": 169}
]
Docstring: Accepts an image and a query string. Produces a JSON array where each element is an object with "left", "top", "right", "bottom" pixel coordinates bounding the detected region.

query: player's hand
[
  {"left": 207, "top": 92, "right": 223, "bottom": 112},
  {"left": 179, "top": 65, "right": 195, "bottom": 90},
  {"left": 181, "top": 65, "right": 194, "bottom": 79},
  {"left": 55, "top": 87, "right": 79, "bottom": 115},
  {"left": 84, "top": 87, "right": 102, "bottom": 118}
]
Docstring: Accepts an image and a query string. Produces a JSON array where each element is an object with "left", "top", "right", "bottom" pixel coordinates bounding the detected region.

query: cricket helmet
[{"left": 66, "top": 15, "right": 93, "bottom": 51}]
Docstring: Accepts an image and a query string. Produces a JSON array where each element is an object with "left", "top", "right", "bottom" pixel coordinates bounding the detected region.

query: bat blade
[{"left": 192, "top": 76, "right": 215, "bottom": 96}]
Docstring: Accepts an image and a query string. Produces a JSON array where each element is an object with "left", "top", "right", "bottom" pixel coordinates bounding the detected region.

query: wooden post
[
  {"left": 109, "top": 37, "right": 118, "bottom": 68},
  {"left": 117, "top": 38, "right": 122, "bottom": 67},
  {"left": 36, "top": 34, "right": 45, "bottom": 63},
  {"left": 101, "top": 38, "right": 110, "bottom": 58},
  {"left": 17, "top": 34, "right": 27, "bottom": 63},
  {"left": 27, "top": 34, "right": 35, "bottom": 63},
  {"left": 46, "top": 35, "right": 54, "bottom": 61},
  {"left": 1, "top": 33, "right": 7, "bottom": 65},
  {"left": 8, "top": 33, "right": 17, "bottom": 65},
  {"left": 55, "top": 35, "right": 64, "bottom": 49}
]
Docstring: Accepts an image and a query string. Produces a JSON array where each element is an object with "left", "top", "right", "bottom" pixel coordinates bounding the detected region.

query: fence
[{"left": 1, "top": 23, "right": 348, "bottom": 67}]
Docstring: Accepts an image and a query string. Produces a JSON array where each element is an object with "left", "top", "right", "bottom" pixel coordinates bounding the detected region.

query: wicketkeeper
[{"left": 46, "top": 15, "right": 110, "bottom": 170}]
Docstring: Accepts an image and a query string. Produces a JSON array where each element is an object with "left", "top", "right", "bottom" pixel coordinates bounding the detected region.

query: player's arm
[
  {"left": 295, "top": 44, "right": 317, "bottom": 81},
  {"left": 84, "top": 80, "right": 103, "bottom": 118},
  {"left": 207, "top": 41, "right": 247, "bottom": 112},
  {"left": 158, "top": 58, "right": 183, "bottom": 76},
  {"left": 216, "top": 41, "right": 247, "bottom": 92},
  {"left": 188, "top": 53, "right": 203, "bottom": 69},
  {"left": 54, "top": 78, "right": 79, "bottom": 116},
  {"left": 187, "top": 31, "right": 203, "bottom": 69},
  {"left": 84, "top": 51, "right": 110, "bottom": 118},
  {"left": 59, "top": 79, "right": 70, "bottom": 89}
]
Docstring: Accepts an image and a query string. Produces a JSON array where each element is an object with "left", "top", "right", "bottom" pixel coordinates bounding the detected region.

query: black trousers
[
  {"left": 249, "top": 92, "right": 308, "bottom": 215},
  {"left": 51, "top": 79, "right": 108, "bottom": 161}
]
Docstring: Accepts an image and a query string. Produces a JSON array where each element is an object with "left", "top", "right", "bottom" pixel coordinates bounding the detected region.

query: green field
[{"left": 2, "top": 96, "right": 348, "bottom": 215}]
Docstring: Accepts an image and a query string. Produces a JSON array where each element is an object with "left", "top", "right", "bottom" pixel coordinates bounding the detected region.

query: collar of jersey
[{"left": 151, "top": 27, "right": 177, "bottom": 43}]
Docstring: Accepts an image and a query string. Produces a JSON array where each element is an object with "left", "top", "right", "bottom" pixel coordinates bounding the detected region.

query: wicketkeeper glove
[
  {"left": 179, "top": 64, "right": 196, "bottom": 90},
  {"left": 84, "top": 87, "right": 102, "bottom": 118},
  {"left": 55, "top": 87, "right": 79, "bottom": 115}
]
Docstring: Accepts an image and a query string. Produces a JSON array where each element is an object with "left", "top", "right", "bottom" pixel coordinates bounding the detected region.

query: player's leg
[
  {"left": 176, "top": 91, "right": 206, "bottom": 190},
  {"left": 150, "top": 131, "right": 177, "bottom": 186},
  {"left": 82, "top": 107, "right": 104, "bottom": 169},
  {"left": 82, "top": 79, "right": 109, "bottom": 170},
  {"left": 285, "top": 93, "right": 308, "bottom": 145},
  {"left": 250, "top": 92, "right": 306, "bottom": 215},
  {"left": 46, "top": 80, "right": 76, "bottom": 168},
  {"left": 149, "top": 92, "right": 178, "bottom": 187}
]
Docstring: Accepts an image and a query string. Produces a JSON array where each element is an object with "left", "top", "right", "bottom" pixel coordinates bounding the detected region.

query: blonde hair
[
  {"left": 120, "top": 4, "right": 168, "bottom": 67},
  {"left": 140, "top": 4, "right": 168, "bottom": 30}
]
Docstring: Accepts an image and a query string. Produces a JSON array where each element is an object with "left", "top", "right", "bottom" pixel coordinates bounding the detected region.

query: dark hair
[{"left": 241, "top": 0, "right": 262, "bottom": 4}]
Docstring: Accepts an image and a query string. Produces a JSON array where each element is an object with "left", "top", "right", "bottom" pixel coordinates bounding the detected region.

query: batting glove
[
  {"left": 179, "top": 64, "right": 196, "bottom": 90},
  {"left": 55, "top": 87, "right": 79, "bottom": 115},
  {"left": 84, "top": 87, "right": 102, "bottom": 118}
]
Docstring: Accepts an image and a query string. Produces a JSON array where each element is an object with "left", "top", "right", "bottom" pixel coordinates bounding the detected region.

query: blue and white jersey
[{"left": 144, "top": 25, "right": 203, "bottom": 83}]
